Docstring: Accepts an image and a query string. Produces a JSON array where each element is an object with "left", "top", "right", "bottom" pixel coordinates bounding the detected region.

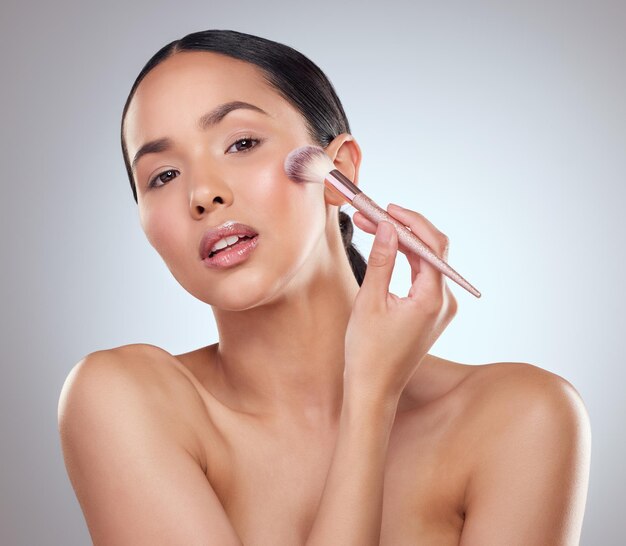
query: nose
[{"left": 188, "top": 167, "right": 234, "bottom": 220}]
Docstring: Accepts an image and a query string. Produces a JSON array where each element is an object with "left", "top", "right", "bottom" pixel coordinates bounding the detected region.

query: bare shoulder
[
  {"left": 406, "top": 357, "right": 590, "bottom": 446},
  {"left": 458, "top": 362, "right": 591, "bottom": 491},
  {"left": 61, "top": 342, "right": 207, "bottom": 399},
  {"left": 57, "top": 344, "right": 243, "bottom": 544},
  {"left": 58, "top": 343, "right": 209, "bottom": 469},
  {"left": 462, "top": 361, "right": 590, "bottom": 422},
  {"left": 64, "top": 342, "right": 197, "bottom": 380},
  {"left": 451, "top": 361, "right": 591, "bottom": 447},
  {"left": 450, "top": 362, "right": 592, "bottom": 542}
]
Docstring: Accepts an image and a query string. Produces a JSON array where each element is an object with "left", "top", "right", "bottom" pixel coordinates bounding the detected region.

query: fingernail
[
  {"left": 388, "top": 203, "right": 405, "bottom": 211},
  {"left": 377, "top": 222, "right": 393, "bottom": 243}
]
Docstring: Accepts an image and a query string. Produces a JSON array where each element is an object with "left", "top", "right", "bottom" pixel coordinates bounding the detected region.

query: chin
[{"left": 187, "top": 269, "right": 287, "bottom": 311}]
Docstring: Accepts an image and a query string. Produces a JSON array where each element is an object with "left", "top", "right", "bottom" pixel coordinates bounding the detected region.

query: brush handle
[{"left": 352, "top": 192, "right": 481, "bottom": 298}]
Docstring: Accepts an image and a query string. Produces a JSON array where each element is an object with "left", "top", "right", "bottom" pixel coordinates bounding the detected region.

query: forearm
[{"left": 304, "top": 392, "right": 399, "bottom": 546}]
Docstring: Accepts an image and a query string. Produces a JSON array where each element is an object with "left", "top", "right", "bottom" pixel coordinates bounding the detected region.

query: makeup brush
[{"left": 284, "top": 145, "right": 481, "bottom": 298}]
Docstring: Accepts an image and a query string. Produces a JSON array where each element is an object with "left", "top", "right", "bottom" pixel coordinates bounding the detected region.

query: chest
[{"left": 203, "top": 408, "right": 467, "bottom": 545}]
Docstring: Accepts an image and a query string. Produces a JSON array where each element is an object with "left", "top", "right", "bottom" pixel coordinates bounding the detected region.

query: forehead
[{"left": 124, "top": 51, "right": 306, "bottom": 151}]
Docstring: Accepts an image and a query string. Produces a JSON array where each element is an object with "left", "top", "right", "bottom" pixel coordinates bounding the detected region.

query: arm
[
  {"left": 459, "top": 372, "right": 591, "bottom": 546},
  {"left": 57, "top": 351, "right": 243, "bottom": 546},
  {"left": 304, "top": 208, "right": 457, "bottom": 545},
  {"left": 304, "top": 393, "right": 399, "bottom": 546}
]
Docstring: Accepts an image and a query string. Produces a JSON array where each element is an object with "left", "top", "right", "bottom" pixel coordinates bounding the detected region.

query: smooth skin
[{"left": 58, "top": 51, "right": 591, "bottom": 545}]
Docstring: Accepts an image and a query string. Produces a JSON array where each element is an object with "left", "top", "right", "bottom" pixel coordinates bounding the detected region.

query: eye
[
  {"left": 148, "top": 169, "right": 179, "bottom": 189},
  {"left": 226, "top": 136, "right": 261, "bottom": 154}
]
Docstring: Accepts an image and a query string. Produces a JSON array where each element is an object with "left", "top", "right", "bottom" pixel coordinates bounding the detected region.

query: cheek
[
  {"left": 234, "top": 157, "right": 326, "bottom": 276},
  {"left": 240, "top": 154, "right": 324, "bottom": 220},
  {"left": 239, "top": 153, "right": 291, "bottom": 199},
  {"left": 139, "top": 202, "right": 184, "bottom": 263},
  {"left": 256, "top": 160, "right": 327, "bottom": 256}
]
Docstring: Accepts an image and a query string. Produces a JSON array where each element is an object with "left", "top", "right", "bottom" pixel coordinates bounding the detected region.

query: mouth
[
  {"left": 199, "top": 221, "right": 260, "bottom": 269},
  {"left": 207, "top": 234, "right": 256, "bottom": 258}
]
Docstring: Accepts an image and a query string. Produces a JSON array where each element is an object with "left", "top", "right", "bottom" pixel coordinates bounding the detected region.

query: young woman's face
[{"left": 124, "top": 51, "right": 334, "bottom": 310}]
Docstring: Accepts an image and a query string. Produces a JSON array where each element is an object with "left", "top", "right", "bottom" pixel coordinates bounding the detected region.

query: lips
[{"left": 199, "top": 221, "right": 259, "bottom": 261}]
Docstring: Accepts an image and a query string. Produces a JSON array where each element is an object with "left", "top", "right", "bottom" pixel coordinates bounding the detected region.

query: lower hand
[{"left": 343, "top": 203, "right": 458, "bottom": 405}]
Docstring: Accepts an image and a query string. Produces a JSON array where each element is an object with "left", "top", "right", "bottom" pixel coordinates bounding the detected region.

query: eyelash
[
  {"left": 147, "top": 136, "right": 262, "bottom": 189},
  {"left": 227, "top": 135, "right": 261, "bottom": 154}
]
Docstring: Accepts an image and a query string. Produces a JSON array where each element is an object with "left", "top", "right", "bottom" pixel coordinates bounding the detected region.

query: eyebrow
[{"left": 131, "top": 100, "right": 270, "bottom": 171}]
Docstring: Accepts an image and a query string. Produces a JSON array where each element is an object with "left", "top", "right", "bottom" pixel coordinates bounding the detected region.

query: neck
[{"left": 208, "top": 237, "right": 360, "bottom": 431}]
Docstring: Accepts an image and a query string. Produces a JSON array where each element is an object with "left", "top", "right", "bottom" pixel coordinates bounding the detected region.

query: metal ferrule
[{"left": 325, "top": 169, "right": 361, "bottom": 202}]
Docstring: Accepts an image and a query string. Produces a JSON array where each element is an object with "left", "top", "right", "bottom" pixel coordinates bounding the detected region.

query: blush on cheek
[
  {"left": 236, "top": 161, "right": 302, "bottom": 218},
  {"left": 245, "top": 160, "right": 284, "bottom": 191}
]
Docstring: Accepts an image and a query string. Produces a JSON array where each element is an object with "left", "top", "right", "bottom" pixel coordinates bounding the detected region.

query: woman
[{"left": 58, "top": 29, "right": 591, "bottom": 545}]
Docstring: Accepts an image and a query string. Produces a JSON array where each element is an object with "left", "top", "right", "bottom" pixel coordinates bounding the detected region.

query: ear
[{"left": 323, "top": 134, "right": 362, "bottom": 206}]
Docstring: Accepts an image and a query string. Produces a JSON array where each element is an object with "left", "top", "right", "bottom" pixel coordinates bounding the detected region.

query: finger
[
  {"left": 355, "top": 209, "right": 422, "bottom": 283},
  {"left": 358, "top": 221, "right": 398, "bottom": 305},
  {"left": 386, "top": 204, "right": 450, "bottom": 301},
  {"left": 352, "top": 210, "right": 377, "bottom": 233},
  {"left": 387, "top": 204, "right": 449, "bottom": 260}
]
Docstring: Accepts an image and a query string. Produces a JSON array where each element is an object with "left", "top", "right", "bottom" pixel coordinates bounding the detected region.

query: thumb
[{"left": 359, "top": 221, "right": 397, "bottom": 302}]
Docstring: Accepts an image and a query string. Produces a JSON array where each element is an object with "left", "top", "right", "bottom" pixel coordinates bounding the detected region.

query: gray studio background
[{"left": 1, "top": 0, "right": 624, "bottom": 544}]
